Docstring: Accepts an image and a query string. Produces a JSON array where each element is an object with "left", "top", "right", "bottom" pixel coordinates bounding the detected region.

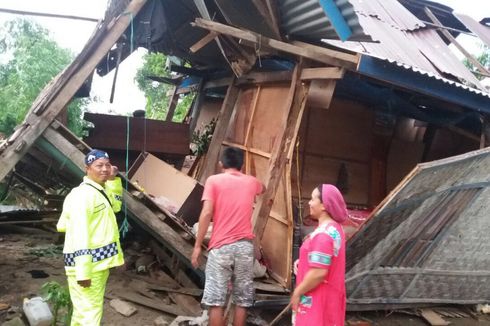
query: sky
[{"left": 0, "top": 0, "right": 489, "bottom": 115}]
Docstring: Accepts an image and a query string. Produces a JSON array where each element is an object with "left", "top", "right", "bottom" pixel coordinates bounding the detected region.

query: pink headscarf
[{"left": 321, "top": 184, "right": 348, "bottom": 224}]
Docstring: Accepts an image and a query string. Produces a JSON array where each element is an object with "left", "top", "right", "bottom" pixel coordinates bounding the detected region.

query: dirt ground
[{"left": 1, "top": 226, "right": 490, "bottom": 326}]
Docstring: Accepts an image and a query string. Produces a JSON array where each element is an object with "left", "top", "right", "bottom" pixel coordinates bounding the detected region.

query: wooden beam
[
  {"left": 300, "top": 67, "right": 345, "bottom": 80},
  {"left": 110, "top": 291, "right": 189, "bottom": 316},
  {"left": 166, "top": 86, "right": 179, "bottom": 122},
  {"left": 198, "top": 78, "right": 240, "bottom": 183},
  {"left": 236, "top": 70, "right": 293, "bottom": 85},
  {"left": 221, "top": 141, "right": 272, "bottom": 159},
  {"left": 424, "top": 7, "right": 490, "bottom": 77},
  {"left": 203, "top": 77, "right": 233, "bottom": 90},
  {"left": 265, "top": 0, "right": 281, "bottom": 38},
  {"left": 192, "top": 18, "right": 359, "bottom": 70},
  {"left": 189, "top": 31, "right": 217, "bottom": 53},
  {"left": 0, "top": 7, "right": 99, "bottom": 22},
  {"left": 251, "top": 0, "right": 281, "bottom": 39},
  {"left": 253, "top": 64, "right": 311, "bottom": 239},
  {"left": 124, "top": 193, "right": 206, "bottom": 270},
  {"left": 0, "top": 0, "right": 147, "bottom": 182}
]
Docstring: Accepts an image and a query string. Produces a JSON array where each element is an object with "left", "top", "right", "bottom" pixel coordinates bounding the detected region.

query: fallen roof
[
  {"left": 346, "top": 147, "right": 490, "bottom": 310},
  {"left": 323, "top": 0, "right": 484, "bottom": 90}
]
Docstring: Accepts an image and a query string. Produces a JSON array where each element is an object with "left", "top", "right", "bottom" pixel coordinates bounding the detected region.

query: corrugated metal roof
[
  {"left": 455, "top": 13, "right": 490, "bottom": 48},
  {"left": 381, "top": 57, "right": 490, "bottom": 99},
  {"left": 350, "top": 0, "right": 424, "bottom": 31},
  {"left": 346, "top": 147, "right": 490, "bottom": 308},
  {"left": 277, "top": 0, "right": 373, "bottom": 41},
  {"left": 324, "top": 0, "right": 485, "bottom": 91}
]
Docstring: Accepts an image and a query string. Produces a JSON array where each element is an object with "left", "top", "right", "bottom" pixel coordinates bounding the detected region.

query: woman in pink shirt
[{"left": 291, "top": 184, "right": 347, "bottom": 326}]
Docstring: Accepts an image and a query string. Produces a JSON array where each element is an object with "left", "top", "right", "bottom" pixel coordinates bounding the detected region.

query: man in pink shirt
[{"left": 192, "top": 146, "right": 264, "bottom": 326}]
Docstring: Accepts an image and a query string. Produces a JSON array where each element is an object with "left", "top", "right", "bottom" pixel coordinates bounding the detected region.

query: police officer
[{"left": 57, "top": 149, "right": 124, "bottom": 326}]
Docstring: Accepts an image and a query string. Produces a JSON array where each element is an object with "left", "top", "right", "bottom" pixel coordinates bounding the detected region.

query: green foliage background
[
  {"left": 0, "top": 19, "right": 87, "bottom": 136},
  {"left": 463, "top": 45, "right": 490, "bottom": 81},
  {"left": 135, "top": 52, "right": 194, "bottom": 121}
]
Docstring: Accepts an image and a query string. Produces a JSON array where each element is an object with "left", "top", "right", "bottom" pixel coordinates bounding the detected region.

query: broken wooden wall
[{"left": 223, "top": 83, "right": 294, "bottom": 286}]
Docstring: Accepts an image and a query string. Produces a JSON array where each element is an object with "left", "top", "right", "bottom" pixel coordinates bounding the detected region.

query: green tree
[
  {"left": 463, "top": 45, "right": 490, "bottom": 81},
  {"left": 135, "top": 52, "right": 194, "bottom": 121},
  {"left": 0, "top": 19, "right": 87, "bottom": 136}
]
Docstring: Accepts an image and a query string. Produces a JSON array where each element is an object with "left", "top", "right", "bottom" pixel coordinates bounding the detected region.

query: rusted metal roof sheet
[
  {"left": 455, "top": 13, "right": 490, "bottom": 48},
  {"left": 346, "top": 147, "right": 490, "bottom": 310},
  {"left": 350, "top": 0, "right": 424, "bottom": 31},
  {"left": 324, "top": 0, "right": 484, "bottom": 90}
]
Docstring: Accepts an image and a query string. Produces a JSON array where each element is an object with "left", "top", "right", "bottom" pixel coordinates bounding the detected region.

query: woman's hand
[
  {"left": 290, "top": 290, "right": 301, "bottom": 312},
  {"left": 293, "top": 259, "right": 299, "bottom": 275}
]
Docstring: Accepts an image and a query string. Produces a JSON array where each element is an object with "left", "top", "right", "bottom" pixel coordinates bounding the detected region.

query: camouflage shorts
[{"left": 202, "top": 240, "right": 254, "bottom": 307}]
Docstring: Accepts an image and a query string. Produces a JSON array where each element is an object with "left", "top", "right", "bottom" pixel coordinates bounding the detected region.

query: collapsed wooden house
[{"left": 1, "top": 0, "right": 489, "bottom": 310}]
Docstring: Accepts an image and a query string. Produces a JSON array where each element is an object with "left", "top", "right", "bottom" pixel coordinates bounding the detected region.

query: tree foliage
[
  {"left": 0, "top": 19, "right": 87, "bottom": 136},
  {"left": 463, "top": 45, "right": 490, "bottom": 81},
  {"left": 135, "top": 52, "right": 194, "bottom": 121}
]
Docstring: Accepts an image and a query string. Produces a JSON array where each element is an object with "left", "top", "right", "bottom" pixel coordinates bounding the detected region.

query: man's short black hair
[{"left": 221, "top": 146, "right": 244, "bottom": 170}]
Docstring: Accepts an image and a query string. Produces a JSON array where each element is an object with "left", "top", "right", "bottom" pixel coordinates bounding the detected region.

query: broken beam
[
  {"left": 0, "top": 0, "right": 147, "bottom": 182},
  {"left": 192, "top": 18, "right": 359, "bottom": 70},
  {"left": 189, "top": 31, "right": 217, "bottom": 53},
  {"left": 424, "top": 7, "right": 490, "bottom": 77}
]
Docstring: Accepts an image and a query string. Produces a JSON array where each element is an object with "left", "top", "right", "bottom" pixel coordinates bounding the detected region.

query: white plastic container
[{"left": 23, "top": 297, "right": 53, "bottom": 326}]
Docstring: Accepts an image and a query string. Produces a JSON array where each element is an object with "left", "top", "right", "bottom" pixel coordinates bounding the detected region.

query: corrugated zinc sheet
[
  {"left": 384, "top": 59, "right": 490, "bottom": 100},
  {"left": 346, "top": 147, "right": 490, "bottom": 309},
  {"left": 349, "top": 0, "right": 424, "bottom": 31},
  {"left": 324, "top": 0, "right": 484, "bottom": 90},
  {"left": 277, "top": 0, "right": 373, "bottom": 41},
  {"left": 455, "top": 13, "right": 490, "bottom": 48}
]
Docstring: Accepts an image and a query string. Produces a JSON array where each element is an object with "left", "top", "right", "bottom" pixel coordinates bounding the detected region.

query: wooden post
[
  {"left": 0, "top": 0, "right": 147, "bottom": 182},
  {"left": 253, "top": 63, "right": 312, "bottom": 240},
  {"left": 198, "top": 78, "right": 239, "bottom": 183},
  {"left": 166, "top": 86, "right": 179, "bottom": 122}
]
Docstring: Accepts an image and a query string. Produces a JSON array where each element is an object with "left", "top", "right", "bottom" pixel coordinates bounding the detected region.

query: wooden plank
[
  {"left": 0, "top": 8, "right": 99, "bottom": 22},
  {"left": 420, "top": 309, "right": 450, "bottom": 326},
  {"left": 300, "top": 67, "right": 345, "bottom": 80},
  {"left": 198, "top": 78, "right": 240, "bottom": 183},
  {"left": 146, "top": 285, "right": 202, "bottom": 297},
  {"left": 424, "top": 7, "right": 490, "bottom": 77},
  {"left": 0, "top": 0, "right": 147, "bottom": 182},
  {"left": 123, "top": 193, "right": 206, "bottom": 270},
  {"left": 236, "top": 71, "right": 293, "bottom": 85},
  {"left": 244, "top": 87, "right": 261, "bottom": 173},
  {"left": 166, "top": 86, "right": 179, "bottom": 122},
  {"left": 253, "top": 64, "right": 311, "bottom": 239},
  {"left": 111, "top": 291, "right": 188, "bottom": 316},
  {"left": 189, "top": 31, "right": 217, "bottom": 53},
  {"left": 221, "top": 141, "right": 272, "bottom": 159},
  {"left": 253, "top": 281, "right": 287, "bottom": 293},
  {"left": 192, "top": 18, "right": 359, "bottom": 70},
  {"left": 42, "top": 127, "right": 86, "bottom": 168},
  {"left": 0, "top": 219, "right": 57, "bottom": 225}
]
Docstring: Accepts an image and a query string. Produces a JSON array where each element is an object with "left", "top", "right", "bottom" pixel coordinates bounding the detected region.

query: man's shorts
[{"left": 202, "top": 240, "right": 254, "bottom": 307}]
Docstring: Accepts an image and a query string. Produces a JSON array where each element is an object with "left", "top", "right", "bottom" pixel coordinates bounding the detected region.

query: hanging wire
[
  {"left": 117, "top": 11, "right": 134, "bottom": 238},
  {"left": 295, "top": 137, "right": 303, "bottom": 225},
  {"left": 119, "top": 115, "right": 131, "bottom": 237}
]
